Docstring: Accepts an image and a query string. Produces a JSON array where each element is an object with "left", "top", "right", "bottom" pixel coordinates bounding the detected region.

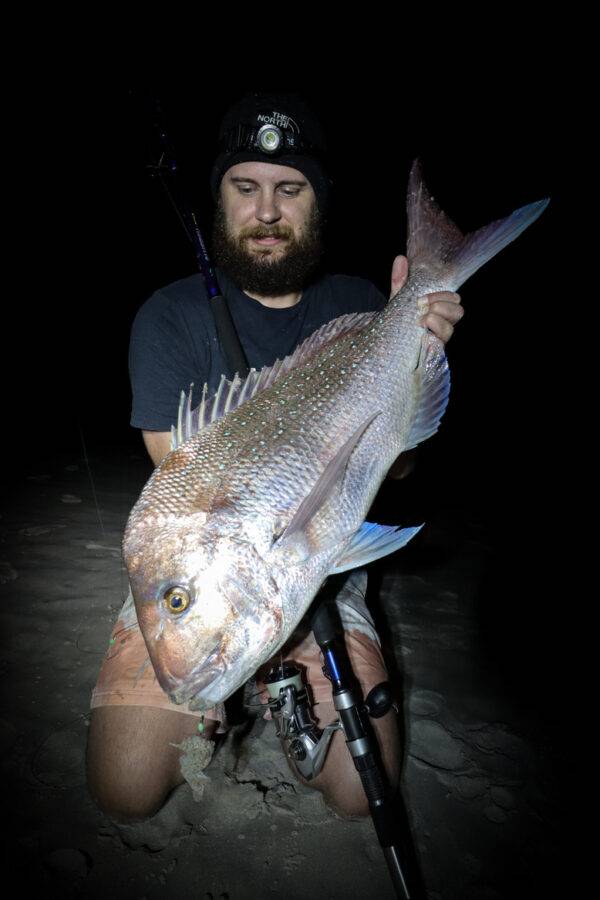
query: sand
[{"left": 1, "top": 448, "right": 570, "bottom": 899}]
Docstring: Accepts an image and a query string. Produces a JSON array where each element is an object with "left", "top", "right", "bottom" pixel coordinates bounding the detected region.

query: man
[{"left": 86, "top": 93, "right": 464, "bottom": 823}]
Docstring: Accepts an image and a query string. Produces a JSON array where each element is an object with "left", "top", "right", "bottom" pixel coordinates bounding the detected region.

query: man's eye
[
  {"left": 238, "top": 185, "right": 254, "bottom": 194},
  {"left": 280, "top": 188, "right": 300, "bottom": 197}
]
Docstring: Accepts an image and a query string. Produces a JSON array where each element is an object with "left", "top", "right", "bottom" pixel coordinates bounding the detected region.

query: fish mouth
[{"left": 167, "top": 644, "right": 225, "bottom": 705}]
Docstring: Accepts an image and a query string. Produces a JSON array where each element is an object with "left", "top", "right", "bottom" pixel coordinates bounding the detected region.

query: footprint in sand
[
  {"left": 483, "top": 804, "right": 508, "bottom": 824},
  {"left": 409, "top": 719, "right": 466, "bottom": 770},
  {"left": 452, "top": 774, "right": 488, "bottom": 800},
  {"left": 490, "top": 786, "right": 516, "bottom": 810},
  {"left": 409, "top": 689, "right": 445, "bottom": 718},
  {"left": 469, "top": 723, "right": 530, "bottom": 761}
]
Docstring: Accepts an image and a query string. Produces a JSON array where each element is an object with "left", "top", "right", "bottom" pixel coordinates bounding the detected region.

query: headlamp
[
  {"left": 220, "top": 116, "right": 317, "bottom": 161},
  {"left": 257, "top": 123, "right": 283, "bottom": 155}
]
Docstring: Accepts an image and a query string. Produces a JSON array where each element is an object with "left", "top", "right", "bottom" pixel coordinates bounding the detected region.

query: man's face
[{"left": 211, "top": 161, "right": 324, "bottom": 297}]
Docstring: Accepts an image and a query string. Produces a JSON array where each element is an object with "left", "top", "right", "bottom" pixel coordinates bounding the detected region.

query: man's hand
[{"left": 390, "top": 254, "right": 464, "bottom": 346}]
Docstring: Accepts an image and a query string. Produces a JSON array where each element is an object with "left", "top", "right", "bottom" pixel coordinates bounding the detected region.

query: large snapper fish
[{"left": 123, "top": 161, "right": 548, "bottom": 711}]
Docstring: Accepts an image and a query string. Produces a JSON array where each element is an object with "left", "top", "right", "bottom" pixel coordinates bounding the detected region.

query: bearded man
[{"left": 86, "top": 92, "right": 464, "bottom": 823}]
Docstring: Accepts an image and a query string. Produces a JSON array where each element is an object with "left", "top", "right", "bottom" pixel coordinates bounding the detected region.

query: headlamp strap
[{"left": 221, "top": 121, "right": 315, "bottom": 158}]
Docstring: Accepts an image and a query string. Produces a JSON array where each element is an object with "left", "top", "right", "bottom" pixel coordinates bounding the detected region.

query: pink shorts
[
  {"left": 90, "top": 571, "right": 387, "bottom": 732},
  {"left": 90, "top": 588, "right": 229, "bottom": 731}
]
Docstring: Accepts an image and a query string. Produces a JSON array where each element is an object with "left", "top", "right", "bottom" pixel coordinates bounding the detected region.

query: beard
[{"left": 211, "top": 199, "right": 324, "bottom": 296}]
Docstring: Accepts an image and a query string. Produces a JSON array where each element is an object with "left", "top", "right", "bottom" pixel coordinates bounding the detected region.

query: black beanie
[{"left": 210, "top": 92, "right": 332, "bottom": 212}]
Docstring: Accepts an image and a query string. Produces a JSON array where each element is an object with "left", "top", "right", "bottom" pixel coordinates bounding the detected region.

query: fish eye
[{"left": 163, "top": 586, "right": 191, "bottom": 615}]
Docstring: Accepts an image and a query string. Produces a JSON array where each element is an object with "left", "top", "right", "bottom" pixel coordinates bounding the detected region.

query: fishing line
[
  {"left": 78, "top": 421, "right": 106, "bottom": 540},
  {"left": 77, "top": 421, "right": 129, "bottom": 604},
  {"left": 154, "top": 155, "right": 196, "bottom": 246}
]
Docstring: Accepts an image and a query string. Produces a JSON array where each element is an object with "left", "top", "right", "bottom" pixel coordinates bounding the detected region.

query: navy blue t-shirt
[{"left": 129, "top": 267, "right": 387, "bottom": 432}]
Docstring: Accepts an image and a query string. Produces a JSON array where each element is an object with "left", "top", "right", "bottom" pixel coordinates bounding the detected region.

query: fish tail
[{"left": 407, "top": 159, "right": 550, "bottom": 291}]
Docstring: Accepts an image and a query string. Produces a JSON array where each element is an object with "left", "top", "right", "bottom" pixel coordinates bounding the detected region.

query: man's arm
[{"left": 142, "top": 431, "right": 172, "bottom": 468}]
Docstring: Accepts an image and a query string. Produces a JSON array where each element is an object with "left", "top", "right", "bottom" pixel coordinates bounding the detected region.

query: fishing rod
[
  {"left": 144, "top": 96, "right": 249, "bottom": 379},
  {"left": 263, "top": 590, "right": 422, "bottom": 900},
  {"left": 310, "top": 598, "right": 419, "bottom": 899}
]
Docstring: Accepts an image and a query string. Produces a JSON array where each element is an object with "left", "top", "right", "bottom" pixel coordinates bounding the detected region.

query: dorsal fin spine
[{"left": 170, "top": 310, "right": 378, "bottom": 450}]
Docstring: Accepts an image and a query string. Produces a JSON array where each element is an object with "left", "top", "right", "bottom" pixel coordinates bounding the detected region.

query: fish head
[{"left": 123, "top": 510, "right": 285, "bottom": 710}]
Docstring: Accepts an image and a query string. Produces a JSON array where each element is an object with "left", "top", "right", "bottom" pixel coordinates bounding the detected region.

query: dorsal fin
[{"left": 171, "top": 309, "right": 378, "bottom": 450}]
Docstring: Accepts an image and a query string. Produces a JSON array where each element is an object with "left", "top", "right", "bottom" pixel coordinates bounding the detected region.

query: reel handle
[{"left": 364, "top": 682, "right": 396, "bottom": 719}]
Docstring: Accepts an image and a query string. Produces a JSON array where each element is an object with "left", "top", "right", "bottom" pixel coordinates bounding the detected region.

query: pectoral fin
[
  {"left": 330, "top": 521, "right": 424, "bottom": 574},
  {"left": 274, "top": 412, "right": 380, "bottom": 551}
]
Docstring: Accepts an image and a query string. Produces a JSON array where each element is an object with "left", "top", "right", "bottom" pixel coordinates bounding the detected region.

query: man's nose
[{"left": 255, "top": 190, "right": 281, "bottom": 224}]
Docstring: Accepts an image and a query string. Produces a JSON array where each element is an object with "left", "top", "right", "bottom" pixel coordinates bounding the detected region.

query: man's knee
[
  {"left": 86, "top": 706, "right": 214, "bottom": 822},
  {"left": 87, "top": 772, "right": 169, "bottom": 824}
]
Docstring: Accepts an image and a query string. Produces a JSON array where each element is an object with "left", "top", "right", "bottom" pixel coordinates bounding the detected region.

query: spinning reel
[{"left": 260, "top": 660, "right": 397, "bottom": 781}]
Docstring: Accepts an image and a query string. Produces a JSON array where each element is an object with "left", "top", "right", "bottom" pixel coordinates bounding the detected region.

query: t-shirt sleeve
[{"left": 129, "top": 290, "right": 208, "bottom": 432}]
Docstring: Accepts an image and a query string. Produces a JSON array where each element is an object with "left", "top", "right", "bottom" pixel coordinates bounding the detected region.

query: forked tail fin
[{"left": 407, "top": 159, "right": 549, "bottom": 291}]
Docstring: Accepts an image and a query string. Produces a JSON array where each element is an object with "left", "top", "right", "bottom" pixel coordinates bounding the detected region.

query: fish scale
[
  {"left": 206, "top": 304, "right": 411, "bottom": 504},
  {"left": 123, "top": 161, "right": 549, "bottom": 710}
]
